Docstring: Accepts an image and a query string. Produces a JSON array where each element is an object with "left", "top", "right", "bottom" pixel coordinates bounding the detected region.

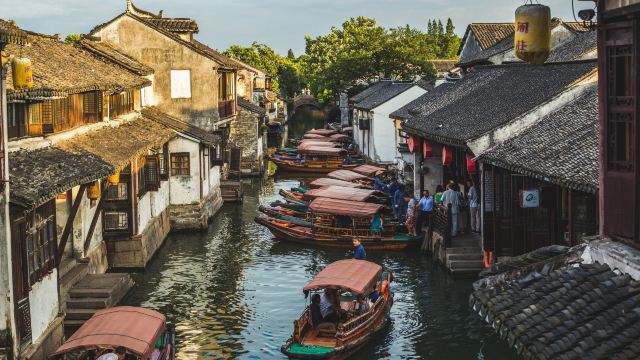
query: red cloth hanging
[
  {"left": 466, "top": 153, "right": 477, "bottom": 173},
  {"left": 422, "top": 140, "right": 433, "bottom": 158},
  {"left": 483, "top": 250, "right": 493, "bottom": 268},
  {"left": 442, "top": 146, "right": 453, "bottom": 166},
  {"left": 407, "top": 135, "right": 419, "bottom": 153}
]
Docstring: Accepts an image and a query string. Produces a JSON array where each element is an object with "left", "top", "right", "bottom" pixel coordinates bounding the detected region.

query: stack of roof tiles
[
  {"left": 471, "top": 259, "right": 640, "bottom": 360},
  {"left": 402, "top": 61, "right": 596, "bottom": 145},
  {"left": 478, "top": 84, "right": 599, "bottom": 193},
  {"left": 3, "top": 29, "right": 150, "bottom": 100}
]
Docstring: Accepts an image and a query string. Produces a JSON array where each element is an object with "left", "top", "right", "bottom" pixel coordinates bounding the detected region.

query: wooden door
[
  {"left": 10, "top": 214, "right": 32, "bottom": 346},
  {"left": 601, "top": 20, "right": 638, "bottom": 242}
]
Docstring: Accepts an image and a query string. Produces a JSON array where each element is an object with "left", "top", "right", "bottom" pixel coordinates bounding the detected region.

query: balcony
[{"left": 218, "top": 99, "right": 236, "bottom": 119}]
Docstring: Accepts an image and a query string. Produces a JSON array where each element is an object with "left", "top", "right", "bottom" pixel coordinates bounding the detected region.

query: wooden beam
[
  {"left": 83, "top": 187, "right": 107, "bottom": 253},
  {"left": 56, "top": 184, "right": 87, "bottom": 265}
]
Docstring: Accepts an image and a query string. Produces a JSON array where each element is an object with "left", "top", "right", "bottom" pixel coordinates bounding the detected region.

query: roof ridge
[{"left": 472, "top": 58, "right": 597, "bottom": 70}]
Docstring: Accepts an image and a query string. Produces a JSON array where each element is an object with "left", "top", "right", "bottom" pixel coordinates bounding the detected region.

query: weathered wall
[
  {"left": 372, "top": 85, "right": 427, "bottom": 163},
  {"left": 168, "top": 136, "right": 201, "bottom": 205},
  {"left": 28, "top": 271, "right": 59, "bottom": 344},
  {"left": 236, "top": 69, "right": 255, "bottom": 100},
  {"left": 459, "top": 32, "right": 482, "bottom": 63},
  {"left": 229, "top": 107, "right": 262, "bottom": 172},
  {"left": 94, "top": 15, "right": 223, "bottom": 130}
]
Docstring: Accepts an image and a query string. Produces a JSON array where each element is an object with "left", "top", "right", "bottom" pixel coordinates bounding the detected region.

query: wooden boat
[
  {"left": 351, "top": 164, "right": 387, "bottom": 177},
  {"left": 270, "top": 153, "right": 359, "bottom": 174},
  {"left": 281, "top": 260, "right": 393, "bottom": 359},
  {"left": 255, "top": 197, "right": 421, "bottom": 251},
  {"left": 259, "top": 205, "right": 310, "bottom": 223},
  {"left": 301, "top": 186, "right": 386, "bottom": 204},
  {"left": 307, "top": 128, "right": 338, "bottom": 136},
  {"left": 52, "top": 306, "right": 175, "bottom": 360},
  {"left": 308, "top": 178, "right": 370, "bottom": 189}
]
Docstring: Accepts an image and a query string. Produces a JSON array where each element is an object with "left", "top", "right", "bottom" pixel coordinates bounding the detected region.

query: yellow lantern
[
  {"left": 87, "top": 181, "right": 100, "bottom": 201},
  {"left": 107, "top": 171, "right": 120, "bottom": 186},
  {"left": 514, "top": 4, "right": 551, "bottom": 65},
  {"left": 11, "top": 57, "right": 34, "bottom": 90}
]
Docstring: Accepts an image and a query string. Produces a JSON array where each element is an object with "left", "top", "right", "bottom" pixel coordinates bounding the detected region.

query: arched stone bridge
[{"left": 292, "top": 94, "right": 321, "bottom": 112}]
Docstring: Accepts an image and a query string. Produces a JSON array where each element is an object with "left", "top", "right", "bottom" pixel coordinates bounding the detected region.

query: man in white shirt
[{"left": 441, "top": 183, "right": 460, "bottom": 236}]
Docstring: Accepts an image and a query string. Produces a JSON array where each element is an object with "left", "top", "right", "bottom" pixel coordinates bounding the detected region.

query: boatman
[{"left": 353, "top": 238, "right": 366, "bottom": 260}]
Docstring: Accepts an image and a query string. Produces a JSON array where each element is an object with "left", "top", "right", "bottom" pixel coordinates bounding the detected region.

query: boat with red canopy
[
  {"left": 351, "top": 164, "right": 387, "bottom": 177},
  {"left": 307, "top": 128, "right": 338, "bottom": 136},
  {"left": 302, "top": 186, "right": 382, "bottom": 203},
  {"left": 271, "top": 147, "right": 358, "bottom": 174},
  {"left": 52, "top": 306, "right": 175, "bottom": 360},
  {"left": 255, "top": 197, "right": 421, "bottom": 250},
  {"left": 308, "top": 178, "right": 369, "bottom": 189},
  {"left": 281, "top": 260, "right": 393, "bottom": 359}
]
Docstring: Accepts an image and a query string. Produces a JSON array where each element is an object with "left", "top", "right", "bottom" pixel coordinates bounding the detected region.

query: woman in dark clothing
[{"left": 310, "top": 293, "right": 323, "bottom": 328}]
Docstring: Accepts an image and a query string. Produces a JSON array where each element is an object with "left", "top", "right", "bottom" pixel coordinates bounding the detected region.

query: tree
[{"left": 64, "top": 33, "right": 82, "bottom": 45}]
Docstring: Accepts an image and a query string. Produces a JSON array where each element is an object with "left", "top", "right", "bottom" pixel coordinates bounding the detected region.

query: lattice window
[
  {"left": 106, "top": 183, "right": 128, "bottom": 201},
  {"left": 171, "top": 152, "right": 190, "bottom": 176},
  {"left": 26, "top": 200, "right": 56, "bottom": 285},
  {"left": 145, "top": 155, "right": 160, "bottom": 191},
  {"left": 104, "top": 212, "right": 129, "bottom": 231}
]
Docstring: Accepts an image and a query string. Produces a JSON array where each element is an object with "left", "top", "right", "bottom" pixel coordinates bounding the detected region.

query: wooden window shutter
[{"left": 145, "top": 155, "right": 160, "bottom": 191}]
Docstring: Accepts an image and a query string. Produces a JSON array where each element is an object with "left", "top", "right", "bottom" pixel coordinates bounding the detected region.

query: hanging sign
[
  {"left": 514, "top": 4, "right": 551, "bottom": 64},
  {"left": 11, "top": 57, "right": 34, "bottom": 90},
  {"left": 520, "top": 189, "right": 540, "bottom": 208}
]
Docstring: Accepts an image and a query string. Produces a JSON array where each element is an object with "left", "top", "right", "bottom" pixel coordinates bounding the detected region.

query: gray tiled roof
[
  {"left": 349, "top": 80, "right": 393, "bottom": 103},
  {"left": 470, "top": 254, "right": 640, "bottom": 360},
  {"left": 478, "top": 84, "right": 598, "bottom": 193},
  {"left": 238, "top": 97, "right": 266, "bottom": 115},
  {"left": 403, "top": 60, "right": 597, "bottom": 146},
  {"left": 354, "top": 82, "right": 414, "bottom": 111}
]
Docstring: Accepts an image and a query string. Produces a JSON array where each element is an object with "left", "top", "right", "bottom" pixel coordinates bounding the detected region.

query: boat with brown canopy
[
  {"left": 255, "top": 197, "right": 420, "bottom": 250},
  {"left": 308, "top": 178, "right": 370, "bottom": 189},
  {"left": 281, "top": 260, "right": 393, "bottom": 359},
  {"left": 351, "top": 164, "right": 387, "bottom": 177},
  {"left": 52, "top": 306, "right": 175, "bottom": 360},
  {"left": 270, "top": 147, "right": 358, "bottom": 174}
]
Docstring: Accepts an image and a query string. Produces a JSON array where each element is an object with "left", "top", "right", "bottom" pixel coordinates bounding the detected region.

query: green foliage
[
  {"left": 224, "top": 17, "right": 461, "bottom": 105},
  {"left": 64, "top": 33, "right": 82, "bottom": 45},
  {"left": 302, "top": 16, "right": 461, "bottom": 103},
  {"left": 225, "top": 43, "right": 305, "bottom": 100}
]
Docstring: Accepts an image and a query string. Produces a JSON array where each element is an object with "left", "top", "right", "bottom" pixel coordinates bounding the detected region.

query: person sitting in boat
[
  {"left": 310, "top": 293, "right": 324, "bottom": 328},
  {"left": 320, "top": 289, "right": 340, "bottom": 324},
  {"left": 343, "top": 153, "right": 353, "bottom": 165},
  {"left": 353, "top": 238, "right": 366, "bottom": 260}
]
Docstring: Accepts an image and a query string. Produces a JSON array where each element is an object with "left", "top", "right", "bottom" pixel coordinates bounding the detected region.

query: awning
[
  {"left": 58, "top": 114, "right": 175, "bottom": 170},
  {"left": 297, "top": 141, "right": 338, "bottom": 150},
  {"left": 54, "top": 307, "right": 166, "bottom": 359},
  {"left": 329, "top": 133, "right": 349, "bottom": 141},
  {"left": 352, "top": 164, "right": 387, "bottom": 177},
  {"left": 309, "top": 178, "right": 368, "bottom": 189},
  {"left": 304, "top": 186, "right": 378, "bottom": 202},
  {"left": 302, "top": 133, "right": 331, "bottom": 140},
  {"left": 309, "top": 197, "right": 382, "bottom": 217},
  {"left": 307, "top": 128, "right": 338, "bottom": 136},
  {"left": 9, "top": 147, "right": 114, "bottom": 209},
  {"left": 298, "top": 146, "right": 346, "bottom": 156},
  {"left": 142, "top": 107, "right": 220, "bottom": 146},
  {"left": 327, "top": 170, "right": 370, "bottom": 182},
  {"left": 303, "top": 260, "right": 382, "bottom": 295}
]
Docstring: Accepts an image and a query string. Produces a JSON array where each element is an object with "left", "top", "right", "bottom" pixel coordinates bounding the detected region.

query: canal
[{"left": 123, "top": 178, "right": 517, "bottom": 360}]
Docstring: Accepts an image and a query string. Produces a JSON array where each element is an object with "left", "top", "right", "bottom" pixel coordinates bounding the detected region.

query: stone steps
[{"left": 64, "top": 273, "right": 134, "bottom": 335}]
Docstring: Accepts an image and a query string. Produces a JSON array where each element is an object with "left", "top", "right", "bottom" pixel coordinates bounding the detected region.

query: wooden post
[
  {"left": 56, "top": 184, "right": 87, "bottom": 265},
  {"left": 83, "top": 187, "right": 107, "bottom": 253}
]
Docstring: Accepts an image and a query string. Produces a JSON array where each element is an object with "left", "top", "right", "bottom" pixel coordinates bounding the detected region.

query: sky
[{"left": 1, "top": 0, "right": 594, "bottom": 55}]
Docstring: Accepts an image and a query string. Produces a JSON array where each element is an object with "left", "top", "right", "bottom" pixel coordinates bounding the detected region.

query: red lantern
[
  {"left": 442, "top": 146, "right": 453, "bottom": 166},
  {"left": 407, "top": 135, "right": 419, "bottom": 153},
  {"left": 466, "top": 153, "right": 477, "bottom": 173},
  {"left": 423, "top": 140, "right": 433, "bottom": 158}
]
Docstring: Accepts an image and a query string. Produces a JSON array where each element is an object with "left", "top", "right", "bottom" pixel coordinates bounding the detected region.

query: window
[
  {"left": 25, "top": 200, "right": 57, "bottom": 285},
  {"left": 8, "top": 102, "right": 26, "bottom": 140},
  {"left": 104, "top": 212, "right": 129, "bottom": 231},
  {"left": 210, "top": 144, "right": 224, "bottom": 167},
  {"left": 109, "top": 90, "right": 134, "bottom": 119},
  {"left": 144, "top": 155, "right": 161, "bottom": 191},
  {"left": 158, "top": 144, "right": 169, "bottom": 180},
  {"left": 27, "top": 103, "right": 43, "bottom": 136},
  {"left": 137, "top": 156, "right": 147, "bottom": 197},
  {"left": 106, "top": 183, "right": 128, "bottom": 201},
  {"left": 171, "top": 70, "right": 192, "bottom": 99},
  {"left": 171, "top": 153, "right": 190, "bottom": 176},
  {"left": 83, "top": 91, "right": 100, "bottom": 122}
]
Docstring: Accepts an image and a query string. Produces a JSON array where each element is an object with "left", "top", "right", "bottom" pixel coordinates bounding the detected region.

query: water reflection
[
  {"left": 124, "top": 178, "right": 517, "bottom": 359},
  {"left": 288, "top": 107, "right": 325, "bottom": 139}
]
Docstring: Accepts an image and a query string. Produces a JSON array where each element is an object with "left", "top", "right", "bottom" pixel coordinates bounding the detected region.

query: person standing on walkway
[
  {"left": 442, "top": 183, "right": 461, "bottom": 237},
  {"left": 393, "top": 184, "right": 406, "bottom": 221},
  {"left": 467, "top": 180, "right": 480, "bottom": 233},
  {"left": 416, "top": 190, "right": 434, "bottom": 233},
  {"left": 353, "top": 238, "right": 366, "bottom": 260},
  {"left": 404, "top": 193, "right": 418, "bottom": 236}
]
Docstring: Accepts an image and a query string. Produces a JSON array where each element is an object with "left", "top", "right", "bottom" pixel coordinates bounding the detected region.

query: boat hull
[
  {"left": 271, "top": 158, "right": 358, "bottom": 174},
  {"left": 255, "top": 217, "right": 419, "bottom": 251}
]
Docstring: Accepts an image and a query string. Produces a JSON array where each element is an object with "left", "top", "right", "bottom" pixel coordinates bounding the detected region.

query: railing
[
  {"left": 218, "top": 99, "right": 236, "bottom": 119},
  {"left": 433, "top": 204, "right": 452, "bottom": 248}
]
